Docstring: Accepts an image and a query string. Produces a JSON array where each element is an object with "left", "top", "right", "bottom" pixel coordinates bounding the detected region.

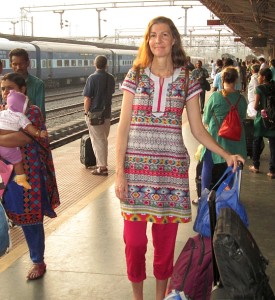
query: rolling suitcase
[
  {"left": 213, "top": 207, "right": 275, "bottom": 299},
  {"left": 80, "top": 134, "right": 96, "bottom": 168}
]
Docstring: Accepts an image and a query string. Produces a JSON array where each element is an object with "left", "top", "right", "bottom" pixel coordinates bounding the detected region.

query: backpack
[
  {"left": 214, "top": 207, "right": 275, "bottom": 299},
  {"left": 214, "top": 94, "right": 242, "bottom": 141},
  {"left": 167, "top": 234, "right": 213, "bottom": 300},
  {"left": 258, "top": 84, "right": 275, "bottom": 130}
]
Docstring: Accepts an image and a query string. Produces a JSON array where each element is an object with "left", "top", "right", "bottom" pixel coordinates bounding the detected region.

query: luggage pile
[{"left": 165, "top": 163, "right": 275, "bottom": 300}]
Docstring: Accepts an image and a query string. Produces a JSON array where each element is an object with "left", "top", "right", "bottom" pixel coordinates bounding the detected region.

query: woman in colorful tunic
[
  {"left": 0, "top": 73, "right": 60, "bottom": 280},
  {"left": 115, "top": 16, "right": 245, "bottom": 300}
]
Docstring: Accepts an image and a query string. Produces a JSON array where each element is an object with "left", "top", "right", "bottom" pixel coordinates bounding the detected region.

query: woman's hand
[
  {"left": 115, "top": 171, "right": 128, "bottom": 202},
  {"left": 225, "top": 153, "right": 245, "bottom": 172},
  {"left": 40, "top": 130, "right": 48, "bottom": 138}
]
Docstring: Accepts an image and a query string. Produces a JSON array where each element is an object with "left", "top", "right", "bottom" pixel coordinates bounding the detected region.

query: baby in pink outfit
[{"left": 0, "top": 90, "right": 47, "bottom": 189}]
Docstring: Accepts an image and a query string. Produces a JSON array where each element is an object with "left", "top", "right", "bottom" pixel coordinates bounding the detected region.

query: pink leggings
[{"left": 123, "top": 220, "right": 179, "bottom": 282}]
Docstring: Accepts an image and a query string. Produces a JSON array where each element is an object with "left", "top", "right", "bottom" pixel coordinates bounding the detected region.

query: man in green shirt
[{"left": 9, "top": 48, "right": 46, "bottom": 120}]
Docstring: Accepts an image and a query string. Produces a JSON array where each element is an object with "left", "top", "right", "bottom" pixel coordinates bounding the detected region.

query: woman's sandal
[
  {"left": 249, "top": 165, "right": 259, "bottom": 173},
  {"left": 26, "top": 262, "right": 46, "bottom": 280},
  {"left": 91, "top": 167, "right": 108, "bottom": 176}
]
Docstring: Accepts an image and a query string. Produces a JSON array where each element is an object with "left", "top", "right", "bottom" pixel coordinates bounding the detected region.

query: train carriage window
[
  {"left": 30, "top": 59, "right": 36, "bottom": 69},
  {"left": 64, "top": 60, "right": 70, "bottom": 67},
  {"left": 71, "top": 60, "right": 76, "bottom": 67},
  {"left": 84, "top": 60, "right": 88, "bottom": 66},
  {"left": 78, "top": 60, "right": 82, "bottom": 67},
  {"left": 57, "top": 60, "right": 63, "bottom": 67},
  {"left": 1, "top": 59, "right": 6, "bottom": 68},
  {"left": 48, "top": 60, "right": 52, "bottom": 68},
  {"left": 41, "top": 60, "right": 46, "bottom": 68}
]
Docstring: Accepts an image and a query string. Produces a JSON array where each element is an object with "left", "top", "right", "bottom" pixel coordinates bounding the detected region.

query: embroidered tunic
[{"left": 121, "top": 67, "right": 201, "bottom": 224}]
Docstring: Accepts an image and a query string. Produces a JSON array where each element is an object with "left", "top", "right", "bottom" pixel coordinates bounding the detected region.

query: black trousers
[
  {"left": 253, "top": 136, "right": 275, "bottom": 173},
  {"left": 199, "top": 90, "right": 206, "bottom": 112}
]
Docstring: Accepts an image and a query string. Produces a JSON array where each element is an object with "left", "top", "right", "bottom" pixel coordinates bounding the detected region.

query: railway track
[
  {"left": 46, "top": 91, "right": 82, "bottom": 103},
  {"left": 46, "top": 78, "right": 213, "bottom": 149},
  {"left": 46, "top": 91, "right": 122, "bottom": 149}
]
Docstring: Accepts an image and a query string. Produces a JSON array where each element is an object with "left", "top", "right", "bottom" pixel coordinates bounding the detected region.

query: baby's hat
[{"left": 7, "top": 90, "right": 29, "bottom": 113}]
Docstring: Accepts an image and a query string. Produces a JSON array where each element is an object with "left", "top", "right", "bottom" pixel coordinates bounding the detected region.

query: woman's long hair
[{"left": 133, "top": 16, "right": 186, "bottom": 71}]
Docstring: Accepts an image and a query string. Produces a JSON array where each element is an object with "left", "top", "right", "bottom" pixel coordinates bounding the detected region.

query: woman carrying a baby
[{"left": 0, "top": 72, "right": 60, "bottom": 280}]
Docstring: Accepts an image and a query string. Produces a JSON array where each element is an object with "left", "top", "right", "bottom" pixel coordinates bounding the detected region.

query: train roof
[
  {"left": 30, "top": 40, "right": 111, "bottom": 54},
  {"left": 0, "top": 38, "right": 36, "bottom": 52},
  {"left": 110, "top": 48, "right": 137, "bottom": 55},
  {"left": 0, "top": 33, "right": 138, "bottom": 51}
]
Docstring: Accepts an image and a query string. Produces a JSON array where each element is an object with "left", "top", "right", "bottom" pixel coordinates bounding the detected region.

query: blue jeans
[
  {"left": 22, "top": 223, "right": 45, "bottom": 263},
  {"left": 253, "top": 136, "right": 275, "bottom": 173}
]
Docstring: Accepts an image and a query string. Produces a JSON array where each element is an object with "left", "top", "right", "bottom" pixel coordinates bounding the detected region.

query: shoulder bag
[
  {"left": 89, "top": 75, "right": 108, "bottom": 126},
  {"left": 88, "top": 109, "right": 105, "bottom": 126},
  {"left": 193, "top": 163, "right": 248, "bottom": 237}
]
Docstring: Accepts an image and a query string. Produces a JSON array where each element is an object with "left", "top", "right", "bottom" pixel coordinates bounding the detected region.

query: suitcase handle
[{"left": 237, "top": 161, "right": 243, "bottom": 170}]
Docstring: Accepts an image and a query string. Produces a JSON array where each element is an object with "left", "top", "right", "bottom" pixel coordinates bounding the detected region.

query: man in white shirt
[
  {"left": 247, "top": 64, "right": 260, "bottom": 118},
  {"left": 259, "top": 57, "right": 267, "bottom": 70}
]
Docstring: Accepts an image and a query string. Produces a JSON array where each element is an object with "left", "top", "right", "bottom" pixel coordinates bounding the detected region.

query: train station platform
[{"left": 0, "top": 109, "right": 275, "bottom": 300}]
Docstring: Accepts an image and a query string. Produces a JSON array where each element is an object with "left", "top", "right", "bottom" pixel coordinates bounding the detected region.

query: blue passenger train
[
  {"left": 0, "top": 38, "right": 137, "bottom": 88},
  {"left": 0, "top": 38, "right": 205, "bottom": 88}
]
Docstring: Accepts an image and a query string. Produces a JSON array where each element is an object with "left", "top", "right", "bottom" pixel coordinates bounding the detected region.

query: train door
[
  {"left": 32, "top": 44, "right": 41, "bottom": 78},
  {"left": 45, "top": 51, "right": 54, "bottom": 79},
  {"left": 108, "top": 50, "right": 116, "bottom": 76}
]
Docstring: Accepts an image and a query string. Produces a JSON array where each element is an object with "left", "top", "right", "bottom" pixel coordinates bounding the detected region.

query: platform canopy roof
[{"left": 200, "top": 0, "right": 275, "bottom": 56}]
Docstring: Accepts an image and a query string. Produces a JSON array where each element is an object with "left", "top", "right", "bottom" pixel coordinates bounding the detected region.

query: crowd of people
[{"left": 191, "top": 55, "right": 275, "bottom": 206}]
